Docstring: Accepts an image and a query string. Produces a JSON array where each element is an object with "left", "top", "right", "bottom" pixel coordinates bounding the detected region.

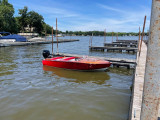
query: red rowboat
[{"left": 42, "top": 56, "right": 111, "bottom": 70}]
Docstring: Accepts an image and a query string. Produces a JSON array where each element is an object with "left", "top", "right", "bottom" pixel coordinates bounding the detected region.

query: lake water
[{"left": 0, "top": 36, "right": 136, "bottom": 120}]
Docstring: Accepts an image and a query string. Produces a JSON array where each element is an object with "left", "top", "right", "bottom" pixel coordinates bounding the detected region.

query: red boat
[{"left": 42, "top": 51, "right": 111, "bottom": 70}]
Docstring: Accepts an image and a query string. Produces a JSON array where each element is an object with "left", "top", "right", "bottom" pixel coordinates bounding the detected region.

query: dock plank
[
  {"left": 129, "top": 41, "right": 147, "bottom": 120},
  {"left": 89, "top": 46, "right": 138, "bottom": 53},
  {"left": 117, "top": 40, "right": 138, "bottom": 42},
  {"left": 104, "top": 43, "right": 137, "bottom": 48},
  {"left": 113, "top": 41, "right": 137, "bottom": 44}
]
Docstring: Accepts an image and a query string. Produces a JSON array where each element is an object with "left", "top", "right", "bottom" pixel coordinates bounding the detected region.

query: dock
[
  {"left": 116, "top": 40, "right": 138, "bottom": 43},
  {"left": 89, "top": 46, "right": 138, "bottom": 53},
  {"left": 128, "top": 1, "right": 160, "bottom": 119},
  {"left": 129, "top": 41, "right": 147, "bottom": 119},
  {"left": 57, "top": 53, "right": 136, "bottom": 69},
  {"left": 0, "top": 38, "right": 79, "bottom": 47},
  {"left": 104, "top": 43, "right": 137, "bottom": 48}
]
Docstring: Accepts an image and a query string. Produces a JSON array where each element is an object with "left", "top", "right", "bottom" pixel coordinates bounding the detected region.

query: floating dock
[
  {"left": 116, "top": 40, "right": 138, "bottom": 42},
  {"left": 89, "top": 46, "right": 138, "bottom": 53},
  {"left": 104, "top": 43, "right": 137, "bottom": 48},
  {"left": 57, "top": 53, "right": 136, "bottom": 69},
  {"left": 0, "top": 38, "right": 79, "bottom": 47},
  {"left": 91, "top": 39, "right": 138, "bottom": 53}
]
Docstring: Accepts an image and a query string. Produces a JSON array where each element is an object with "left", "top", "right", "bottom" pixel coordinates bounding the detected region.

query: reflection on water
[
  {"left": 43, "top": 65, "right": 110, "bottom": 85},
  {"left": 109, "top": 67, "right": 134, "bottom": 76},
  {"left": 0, "top": 48, "right": 17, "bottom": 77}
]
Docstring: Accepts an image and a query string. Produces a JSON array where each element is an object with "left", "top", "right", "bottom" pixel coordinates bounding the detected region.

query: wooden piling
[
  {"left": 45, "top": 26, "right": 47, "bottom": 41},
  {"left": 91, "top": 33, "right": 93, "bottom": 47},
  {"left": 56, "top": 18, "right": 59, "bottom": 54},
  {"left": 116, "top": 32, "right": 118, "bottom": 41},
  {"left": 89, "top": 36, "right": 91, "bottom": 46},
  {"left": 138, "top": 27, "right": 141, "bottom": 52},
  {"left": 52, "top": 26, "right": 54, "bottom": 55},
  {"left": 104, "top": 29, "right": 106, "bottom": 43},
  {"left": 139, "top": 16, "right": 146, "bottom": 56},
  {"left": 112, "top": 31, "right": 113, "bottom": 43}
]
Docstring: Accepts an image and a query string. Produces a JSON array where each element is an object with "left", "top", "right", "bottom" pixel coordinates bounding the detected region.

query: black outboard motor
[{"left": 42, "top": 50, "right": 51, "bottom": 58}]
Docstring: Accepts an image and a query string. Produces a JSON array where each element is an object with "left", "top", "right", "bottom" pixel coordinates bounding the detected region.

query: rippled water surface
[{"left": 0, "top": 36, "right": 135, "bottom": 120}]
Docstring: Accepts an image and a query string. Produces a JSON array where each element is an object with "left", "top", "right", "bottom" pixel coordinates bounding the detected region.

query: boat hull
[{"left": 42, "top": 59, "right": 111, "bottom": 70}]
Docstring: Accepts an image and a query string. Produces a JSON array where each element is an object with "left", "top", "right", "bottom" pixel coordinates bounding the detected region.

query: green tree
[
  {"left": 15, "top": 17, "right": 21, "bottom": 32},
  {"left": 27, "top": 11, "right": 44, "bottom": 34},
  {"left": 42, "top": 23, "right": 52, "bottom": 35},
  {"left": 0, "top": 0, "right": 18, "bottom": 33},
  {"left": 18, "top": 6, "right": 28, "bottom": 32}
]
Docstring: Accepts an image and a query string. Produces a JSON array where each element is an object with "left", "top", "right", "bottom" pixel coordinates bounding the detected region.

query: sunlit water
[{"left": 0, "top": 36, "right": 135, "bottom": 120}]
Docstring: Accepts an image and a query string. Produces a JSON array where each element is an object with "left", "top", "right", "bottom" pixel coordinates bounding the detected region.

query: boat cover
[{"left": 0, "top": 34, "right": 27, "bottom": 42}]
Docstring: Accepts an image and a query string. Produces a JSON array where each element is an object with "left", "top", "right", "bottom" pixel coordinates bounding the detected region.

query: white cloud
[
  {"left": 59, "top": 3, "right": 151, "bottom": 32},
  {"left": 13, "top": 2, "right": 80, "bottom": 18},
  {"left": 97, "top": 4, "right": 125, "bottom": 13}
]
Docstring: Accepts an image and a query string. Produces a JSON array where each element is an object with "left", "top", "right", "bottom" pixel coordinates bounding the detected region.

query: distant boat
[
  {"left": 42, "top": 50, "right": 111, "bottom": 70},
  {"left": 0, "top": 32, "right": 10, "bottom": 37},
  {"left": 48, "top": 34, "right": 64, "bottom": 37},
  {"left": 57, "top": 34, "right": 64, "bottom": 37},
  {"left": 0, "top": 34, "right": 27, "bottom": 42}
]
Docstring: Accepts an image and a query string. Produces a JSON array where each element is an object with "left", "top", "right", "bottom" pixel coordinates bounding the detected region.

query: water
[{"left": 0, "top": 36, "right": 135, "bottom": 120}]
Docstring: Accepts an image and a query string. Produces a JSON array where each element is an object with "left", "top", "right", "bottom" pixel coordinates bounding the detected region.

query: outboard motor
[{"left": 42, "top": 50, "right": 51, "bottom": 58}]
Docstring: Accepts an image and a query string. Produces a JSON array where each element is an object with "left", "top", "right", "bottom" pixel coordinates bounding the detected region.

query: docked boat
[{"left": 42, "top": 50, "right": 111, "bottom": 70}]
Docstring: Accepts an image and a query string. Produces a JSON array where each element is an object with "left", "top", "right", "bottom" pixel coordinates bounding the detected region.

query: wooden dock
[
  {"left": 129, "top": 41, "right": 147, "bottom": 119},
  {"left": 0, "top": 39, "right": 79, "bottom": 47},
  {"left": 104, "top": 43, "right": 137, "bottom": 48},
  {"left": 57, "top": 53, "right": 136, "bottom": 69},
  {"left": 116, "top": 40, "right": 138, "bottom": 43},
  {"left": 89, "top": 46, "right": 138, "bottom": 53}
]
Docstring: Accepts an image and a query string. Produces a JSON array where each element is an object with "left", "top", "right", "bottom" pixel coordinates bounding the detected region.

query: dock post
[
  {"left": 112, "top": 31, "right": 113, "bottom": 43},
  {"left": 139, "top": 16, "right": 146, "bottom": 56},
  {"left": 89, "top": 35, "right": 91, "bottom": 47},
  {"left": 52, "top": 26, "right": 54, "bottom": 55},
  {"left": 91, "top": 33, "right": 93, "bottom": 47},
  {"left": 56, "top": 18, "right": 59, "bottom": 54},
  {"left": 104, "top": 29, "right": 106, "bottom": 43},
  {"left": 138, "top": 27, "right": 141, "bottom": 51},
  {"left": 45, "top": 26, "right": 47, "bottom": 41},
  {"left": 140, "top": 0, "right": 160, "bottom": 119}
]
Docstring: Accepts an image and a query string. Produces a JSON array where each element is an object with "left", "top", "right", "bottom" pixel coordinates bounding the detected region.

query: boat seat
[
  {"left": 51, "top": 57, "right": 64, "bottom": 60},
  {"left": 62, "top": 57, "right": 76, "bottom": 61}
]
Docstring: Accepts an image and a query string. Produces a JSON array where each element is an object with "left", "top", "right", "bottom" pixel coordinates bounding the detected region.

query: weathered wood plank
[
  {"left": 89, "top": 46, "right": 138, "bottom": 53},
  {"left": 104, "top": 43, "right": 137, "bottom": 47},
  {"left": 129, "top": 41, "right": 147, "bottom": 120}
]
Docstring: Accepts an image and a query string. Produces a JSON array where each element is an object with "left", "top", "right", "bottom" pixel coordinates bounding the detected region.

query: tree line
[
  {"left": 0, "top": 0, "right": 148, "bottom": 36},
  {"left": 63, "top": 31, "right": 148, "bottom": 36}
]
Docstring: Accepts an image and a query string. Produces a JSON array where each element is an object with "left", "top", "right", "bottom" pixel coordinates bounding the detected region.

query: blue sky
[{"left": 9, "top": 0, "right": 152, "bottom": 32}]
